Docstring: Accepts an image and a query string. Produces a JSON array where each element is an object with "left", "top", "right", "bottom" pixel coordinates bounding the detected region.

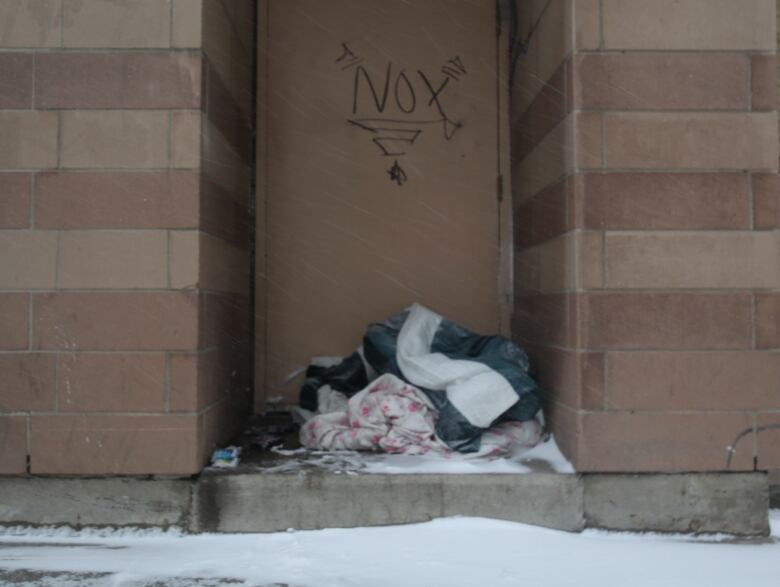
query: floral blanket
[{"left": 301, "top": 373, "right": 542, "bottom": 457}]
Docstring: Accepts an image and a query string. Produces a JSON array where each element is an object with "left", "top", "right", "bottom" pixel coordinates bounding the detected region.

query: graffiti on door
[{"left": 336, "top": 43, "right": 467, "bottom": 185}]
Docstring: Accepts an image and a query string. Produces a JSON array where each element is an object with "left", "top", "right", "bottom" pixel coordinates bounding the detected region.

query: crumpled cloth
[
  {"left": 300, "top": 304, "right": 544, "bottom": 453},
  {"left": 301, "top": 374, "right": 542, "bottom": 457}
]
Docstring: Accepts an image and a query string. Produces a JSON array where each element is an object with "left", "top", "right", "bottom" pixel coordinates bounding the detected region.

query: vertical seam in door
[
  {"left": 495, "top": 0, "right": 504, "bottom": 335},
  {"left": 262, "top": 0, "right": 272, "bottom": 408}
]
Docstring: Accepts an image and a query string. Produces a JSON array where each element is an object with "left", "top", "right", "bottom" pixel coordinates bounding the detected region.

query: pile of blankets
[{"left": 298, "top": 304, "right": 545, "bottom": 457}]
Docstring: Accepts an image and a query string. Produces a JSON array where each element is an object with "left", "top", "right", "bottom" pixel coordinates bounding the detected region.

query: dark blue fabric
[
  {"left": 431, "top": 319, "right": 542, "bottom": 422},
  {"left": 299, "top": 351, "right": 368, "bottom": 411},
  {"left": 424, "top": 318, "right": 542, "bottom": 451}
]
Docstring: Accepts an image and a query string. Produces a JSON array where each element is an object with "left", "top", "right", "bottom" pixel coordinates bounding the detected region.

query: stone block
[
  {"left": 0, "top": 478, "right": 192, "bottom": 527},
  {"left": 584, "top": 473, "right": 769, "bottom": 536}
]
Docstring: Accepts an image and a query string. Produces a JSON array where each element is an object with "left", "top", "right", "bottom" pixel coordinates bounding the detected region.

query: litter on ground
[{"left": 210, "top": 446, "right": 242, "bottom": 469}]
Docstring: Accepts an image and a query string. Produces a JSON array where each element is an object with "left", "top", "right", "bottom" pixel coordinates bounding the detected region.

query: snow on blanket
[{"left": 301, "top": 373, "right": 543, "bottom": 457}]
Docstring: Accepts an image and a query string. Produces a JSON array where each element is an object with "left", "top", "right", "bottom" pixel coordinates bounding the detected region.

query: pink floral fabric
[
  {"left": 301, "top": 374, "right": 447, "bottom": 455},
  {"left": 300, "top": 374, "right": 542, "bottom": 457}
]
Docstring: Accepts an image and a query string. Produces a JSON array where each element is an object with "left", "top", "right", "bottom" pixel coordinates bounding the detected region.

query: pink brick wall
[
  {"left": 513, "top": 0, "right": 780, "bottom": 472},
  {"left": 0, "top": 0, "right": 254, "bottom": 476}
]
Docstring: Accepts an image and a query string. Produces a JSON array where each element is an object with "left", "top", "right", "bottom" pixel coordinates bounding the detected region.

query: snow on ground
[
  {"left": 262, "top": 434, "right": 574, "bottom": 475},
  {"left": 1, "top": 513, "right": 778, "bottom": 587}
]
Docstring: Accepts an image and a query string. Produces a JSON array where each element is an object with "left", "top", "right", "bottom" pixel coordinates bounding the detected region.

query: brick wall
[
  {"left": 513, "top": 0, "right": 780, "bottom": 472},
  {"left": 511, "top": 0, "right": 590, "bottom": 468},
  {"left": 197, "top": 0, "right": 255, "bottom": 463},
  {"left": 0, "top": 0, "right": 254, "bottom": 476}
]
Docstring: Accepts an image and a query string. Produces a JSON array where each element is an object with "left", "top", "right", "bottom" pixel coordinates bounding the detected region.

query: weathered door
[{"left": 256, "top": 0, "right": 510, "bottom": 406}]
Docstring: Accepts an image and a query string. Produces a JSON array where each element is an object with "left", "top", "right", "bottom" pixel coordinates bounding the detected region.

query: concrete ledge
[
  {"left": 584, "top": 473, "right": 769, "bottom": 536},
  {"left": 191, "top": 473, "right": 583, "bottom": 533},
  {"left": 0, "top": 472, "right": 770, "bottom": 536},
  {"left": 0, "top": 478, "right": 192, "bottom": 529},
  {"left": 440, "top": 474, "right": 583, "bottom": 532}
]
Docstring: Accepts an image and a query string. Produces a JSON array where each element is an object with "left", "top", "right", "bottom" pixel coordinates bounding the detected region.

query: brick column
[
  {"left": 513, "top": 0, "right": 780, "bottom": 472},
  {"left": 512, "top": 0, "right": 593, "bottom": 468},
  {"left": 0, "top": 0, "right": 254, "bottom": 476}
]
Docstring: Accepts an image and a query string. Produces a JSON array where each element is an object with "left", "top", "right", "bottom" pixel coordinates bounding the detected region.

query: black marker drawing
[
  {"left": 387, "top": 160, "right": 408, "bottom": 186},
  {"left": 336, "top": 42, "right": 363, "bottom": 70},
  {"left": 394, "top": 70, "right": 416, "bottom": 113},
  {"left": 341, "top": 48, "right": 467, "bottom": 184},
  {"left": 441, "top": 56, "right": 467, "bottom": 80},
  {"left": 416, "top": 71, "right": 462, "bottom": 140},
  {"left": 352, "top": 64, "right": 392, "bottom": 114},
  {"left": 347, "top": 119, "right": 423, "bottom": 157}
]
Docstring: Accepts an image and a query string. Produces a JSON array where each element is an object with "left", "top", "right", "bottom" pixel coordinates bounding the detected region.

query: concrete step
[
  {"left": 193, "top": 471, "right": 582, "bottom": 533},
  {"left": 0, "top": 469, "right": 770, "bottom": 536}
]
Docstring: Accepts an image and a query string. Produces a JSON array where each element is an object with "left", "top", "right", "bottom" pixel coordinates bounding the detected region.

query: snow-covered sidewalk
[{"left": 1, "top": 512, "right": 778, "bottom": 587}]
